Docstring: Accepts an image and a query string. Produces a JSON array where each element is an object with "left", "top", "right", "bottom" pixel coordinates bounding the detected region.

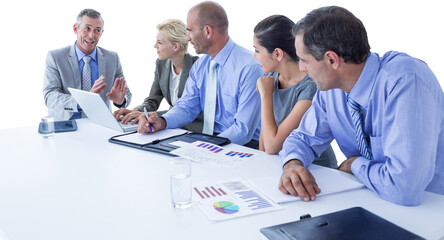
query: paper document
[
  {"left": 112, "top": 128, "right": 188, "bottom": 145},
  {"left": 170, "top": 141, "right": 258, "bottom": 167},
  {"left": 193, "top": 178, "right": 282, "bottom": 221},
  {"left": 250, "top": 164, "right": 364, "bottom": 203}
]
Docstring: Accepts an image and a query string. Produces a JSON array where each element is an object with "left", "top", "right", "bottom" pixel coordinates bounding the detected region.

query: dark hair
[
  {"left": 254, "top": 15, "right": 299, "bottom": 62},
  {"left": 76, "top": 9, "right": 104, "bottom": 27},
  {"left": 292, "top": 6, "right": 370, "bottom": 64}
]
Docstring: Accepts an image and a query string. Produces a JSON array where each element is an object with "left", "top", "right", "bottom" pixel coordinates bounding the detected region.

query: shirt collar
[
  {"left": 349, "top": 52, "right": 379, "bottom": 107},
  {"left": 211, "top": 38, "right": 235, "bottom": 67},
  {"left": 74, "top": 42, "right": 97, "bottom": 62}
]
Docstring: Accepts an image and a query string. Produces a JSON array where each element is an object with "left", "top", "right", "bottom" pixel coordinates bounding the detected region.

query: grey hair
[{"left": 76, "top": 9, "right": 104, "bottom": 28}]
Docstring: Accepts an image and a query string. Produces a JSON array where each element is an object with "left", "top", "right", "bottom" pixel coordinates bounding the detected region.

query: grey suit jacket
[
  {"left": 43, "top": 43, "right": 132, "bottom": 120},
  {"left": 135, "top": 53, "right": 203, "bottom": 133}
]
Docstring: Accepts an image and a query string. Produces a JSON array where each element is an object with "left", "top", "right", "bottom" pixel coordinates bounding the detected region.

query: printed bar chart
[
  {"left": 196, "top": 143, "right": 223, "bottom": 153},
  {"left": 235, "top": 190, "right": 273, "bottom": 210},
  {"left": 192, "top": 178, "right": 282, "bottom": 221},
  {"left": 194, "top": 185, "right": 227, "bottom": 200},
  {"left": 171, "top": 141, "right": 257, "bottom": 167},
  {"left": 225, "top": 151, "right": 253, "bottom": 158}
]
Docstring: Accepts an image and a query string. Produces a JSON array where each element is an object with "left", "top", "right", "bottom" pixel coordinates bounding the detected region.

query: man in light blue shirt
[
  {"left": 279, "top": 6, "right": 443, "bottom": 206},
  {"left": 138, "top": 1, "right": 263, "bottom": 146}
]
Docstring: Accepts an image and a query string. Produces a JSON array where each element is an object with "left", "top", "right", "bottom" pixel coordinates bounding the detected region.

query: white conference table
[{"left": 0, "top": 119, "right": 443, "bottom": 240}]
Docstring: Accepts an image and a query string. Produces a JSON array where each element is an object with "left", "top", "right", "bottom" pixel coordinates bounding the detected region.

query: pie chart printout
[
  {"left": 213, "top": 201, "right": 240, "bottom": 214},
  {"left": 193, "top": 178, "right": 281, "bottom": 221}
]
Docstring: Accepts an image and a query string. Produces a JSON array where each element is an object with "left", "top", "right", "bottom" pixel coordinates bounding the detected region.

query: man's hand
[
  {"left": 113, "top": 108, "right": 142, "bottom": 124},
  {"left": 137, "top": 112, "right": 165, "bottom": 134},
  {"left": 106, "top": 77, "right": 127, "bottom": 105},
  {"left": 279, "top": 160, "right": 320, "bottom": 202},
  {"left": 337, "top": 156, "right": 359, "bottom": 174},
  {"left": 90, "top": 75, "right": 107, "bottom": 94}
]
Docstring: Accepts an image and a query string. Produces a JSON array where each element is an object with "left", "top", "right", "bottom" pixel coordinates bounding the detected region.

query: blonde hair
[{"left": 157, "top": 19, "right": 188, "bottom": 53}]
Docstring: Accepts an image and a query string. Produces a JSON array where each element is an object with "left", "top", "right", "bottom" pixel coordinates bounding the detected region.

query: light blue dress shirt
[
  {"left": 280, "top": 52, "right": 444, "bottom": 206},
  {"left": 71, "top": 44, "right": 99, "bottom": 119},
  {"left": 162, "top": 38, "right": 264, "bottom": 145},
  {"left": 75, "top": 43, "right": 99, "bottom": 88}
]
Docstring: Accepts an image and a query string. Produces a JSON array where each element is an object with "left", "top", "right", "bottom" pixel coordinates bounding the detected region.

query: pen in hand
[{"left": 143, "top": 107, "right": 153, "bottom": 134}]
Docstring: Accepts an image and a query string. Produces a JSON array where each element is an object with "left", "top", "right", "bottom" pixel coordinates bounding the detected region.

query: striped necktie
[
  {"left": 347, "top": 95, "right": 373, "bottom": 160},
  {"left": 202, "top": 60, "right": 218, "bottom": 135}
]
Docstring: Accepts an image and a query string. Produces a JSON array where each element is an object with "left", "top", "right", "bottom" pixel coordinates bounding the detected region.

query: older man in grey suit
[{"left": 43, "top": 8, "right": 131, "bottom": 120}]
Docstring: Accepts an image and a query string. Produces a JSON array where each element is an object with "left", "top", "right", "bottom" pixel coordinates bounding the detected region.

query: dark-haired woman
[{"left": 253, "top": 15, "right": 336, "bottom": 168}]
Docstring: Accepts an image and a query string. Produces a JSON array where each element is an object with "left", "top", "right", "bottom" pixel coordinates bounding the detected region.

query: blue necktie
[{"left": 347, "top": 95, "right": 373, "bottom": 160}]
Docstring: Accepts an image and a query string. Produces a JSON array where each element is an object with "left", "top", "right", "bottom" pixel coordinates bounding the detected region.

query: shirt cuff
[
  {"left": 113, "top": 98, "right": 126, "bottom": 108},
  {"left": 159, "top": 116, "right": 168, "bottom": 129},
  {"left": 162, "top": 113, "right": 181, "bottom": 130},
  {"left": 350, "top": 156, "right": 367, "bottom": 176},
  {"left": 281, "top": 153, "right": 309, "bottom": 168}
]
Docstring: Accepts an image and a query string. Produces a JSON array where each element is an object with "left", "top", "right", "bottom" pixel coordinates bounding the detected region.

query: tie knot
[
  {"left": 83, "top": 56, "right": 91, "bottom": 64},
  {"left": 347, "top": 95, "right": 360, "bottom": 112},
  {"left": 210, "top": 60, "right": 217, "bottom": 70}
]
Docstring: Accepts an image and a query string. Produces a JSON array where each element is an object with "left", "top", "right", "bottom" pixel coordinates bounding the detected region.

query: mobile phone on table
[{"left": 38, "top": 120, "right": 77, "bottom": 134}]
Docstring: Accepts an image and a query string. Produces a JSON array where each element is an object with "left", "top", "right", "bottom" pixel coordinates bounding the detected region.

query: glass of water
[
  {"left": 169, "top": 157, "right": 192, "bottom": 208},
  {"left": 40, "top": 108, "right": 55, "bottom": 138}
]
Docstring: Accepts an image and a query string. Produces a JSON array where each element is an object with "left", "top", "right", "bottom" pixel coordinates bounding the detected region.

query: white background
[{"left": 0, "top": 0, "right": 442, "bottom": 160}]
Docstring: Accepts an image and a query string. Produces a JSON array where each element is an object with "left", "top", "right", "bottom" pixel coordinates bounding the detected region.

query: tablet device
[{"left": 38, "top": 120, "right": 77, "bottom": 134}]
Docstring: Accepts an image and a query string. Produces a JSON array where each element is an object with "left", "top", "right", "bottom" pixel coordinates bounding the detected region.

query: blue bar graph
[{"left": 235, "top": 190, "right": 272, "bottom": 210}]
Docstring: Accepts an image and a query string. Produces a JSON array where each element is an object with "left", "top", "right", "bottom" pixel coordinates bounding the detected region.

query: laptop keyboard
[{"left": 120, "top": 121, "right": 137, "bottom": 129}]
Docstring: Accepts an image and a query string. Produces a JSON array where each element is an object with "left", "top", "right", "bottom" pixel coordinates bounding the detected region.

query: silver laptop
[{"left": 68, "top": 87, "right": 137, "bottom": 132}]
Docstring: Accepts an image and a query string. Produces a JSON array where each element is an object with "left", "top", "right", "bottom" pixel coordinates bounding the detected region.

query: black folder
[
  {"left": 109, "top": 131, "right": 231, "bottom": 156},
  {"left": 260, "top": 207, "right": 424, "bottom": 240}
]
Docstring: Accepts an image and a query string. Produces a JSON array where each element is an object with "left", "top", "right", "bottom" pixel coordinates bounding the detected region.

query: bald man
[{"left": 138, "top": 1, "right": 263, "bottom": 147}]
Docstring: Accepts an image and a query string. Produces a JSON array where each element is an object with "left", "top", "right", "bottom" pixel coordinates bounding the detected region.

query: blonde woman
[{"left": 114, "top": 19, "right": 202, "bottom": 132}]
